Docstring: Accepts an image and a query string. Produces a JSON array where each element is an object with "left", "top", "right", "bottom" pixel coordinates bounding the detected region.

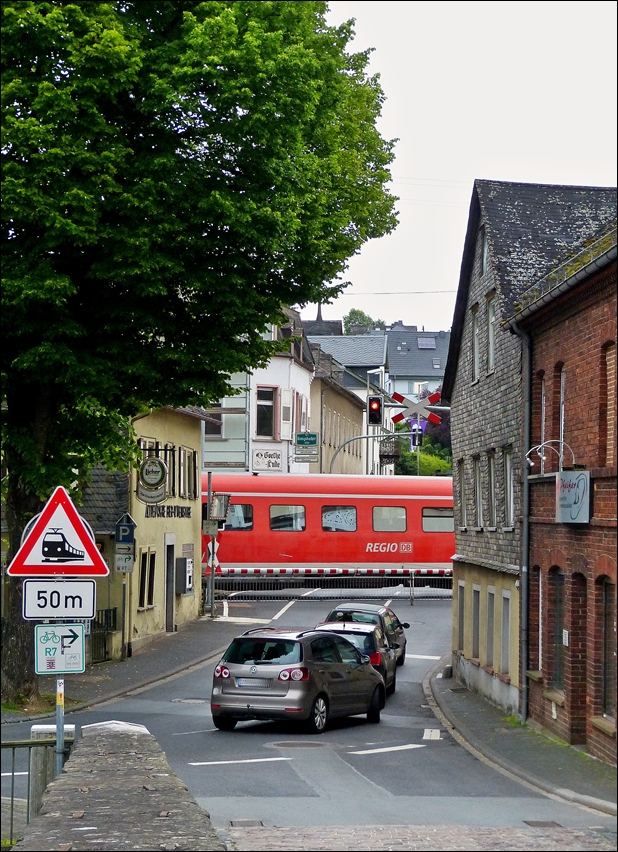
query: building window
[
  {"left": 559, "top": 366, "right": 566, "bottom": 470},
  {"left": 487, "top": 452, "right": 496, "bottom": 528},
  {"left": 487, "top": 293, "right": 496, "bottom": 372},
  {"left": 480, "top": 226, "right": 489, "bottom": 277},
  {"left": 503, "top": 448, "right": 514, "bottom": 527},
  {"left": 458, "top": 582, "right": 465, "bottom": 651},
  {"left": 472, "top": 586, "right": 480, "bottom": 659},
  {"left": 501, "top": 592, "right": 511, "bottom": 675},
  {"left": 179, "top": 447, "right": 198, "bottom": 499},
  {"left": 486, "top": 589, "right": 495, "bottom": 669},
  {"left": 601, "top": 579, "right": 615, "bottom": 719},
  {"left": 458, "top": 459, "right": 467, "bottom": 527},
  {"left": 600, "top": 343, "right": 616, "bottom": 467},
  {"left": 539, "top": 373, "right": 546, "bottom": 474},
  {"left": 138, "top": 548, "right": 156, "bottom": 609},
  {"left": 472, "top": 306, "right": 481, "bottom": 382},
  {"left": 473, "top": 456, "right": 483, "bottom": 528},
  {"left": 551, "top": 570, "right": 565, "bottom": 691},
  {"left": 256, "top": 387, "right": 276, "bottom": 438},
  {"left": 204, "top": 404, "right": 222, "bottom": 438}
]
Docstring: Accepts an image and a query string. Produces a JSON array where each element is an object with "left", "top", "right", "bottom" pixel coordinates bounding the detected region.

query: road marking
[
  {"left": 189, "top": 756, "right": 291, "bottom": 766},
  {"left": 271, "top": 600, "right": 298, "bottom": 621},
  {"left": 406, "top": 653, "right": 441, "bottom": 660},
  {"left": 1, "top": 771, "right": 28, "bottom": 777},
  {"left": 348, "top": 743, "right": 426, "bottom": 755},
  {"left": 423, "top": 729, "right": 442, "bottom": 740}
]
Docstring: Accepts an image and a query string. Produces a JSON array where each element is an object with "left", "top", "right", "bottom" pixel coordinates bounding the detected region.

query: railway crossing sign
[
  {"left": 7, "top": 486, "right": 110, "bottom": 577},
  {"left": 391, "top": 391, "right": 442, "bottom": 425},
  {"left": 35, "top": 623, "right": 85, "bottom": 674}
]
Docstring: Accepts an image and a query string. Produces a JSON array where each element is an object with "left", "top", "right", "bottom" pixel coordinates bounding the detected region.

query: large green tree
[{"left": 1, "top": 0, "right": 397, "bottom": 700}]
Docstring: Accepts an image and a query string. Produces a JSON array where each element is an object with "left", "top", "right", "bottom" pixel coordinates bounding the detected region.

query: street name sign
[
  {"left": 35, "top": 623, "right": 85, "bottom": 675},
  {"left": 7, "top": 486, "right": 109, "bottom": 577},
  {"left": 23, "top": 579, "right": 96, "bottom": 620},
  {"left": 296, "top": 432, "right": 319, "bottom": 446}
]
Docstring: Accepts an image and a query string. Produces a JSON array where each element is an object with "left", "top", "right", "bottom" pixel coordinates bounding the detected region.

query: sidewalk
[{"left": 2, "top": 615, "right": 616, "bottom": 819}]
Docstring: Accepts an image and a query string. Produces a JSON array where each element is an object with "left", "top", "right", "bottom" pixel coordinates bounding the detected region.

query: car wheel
[
  {"left": 212, "top": 717, "right": 237, "bottom": 731},
  {"left": 367, "top": 686, "right": 382, "bottom": 723},
  {"left": 305, "top": 695, "right": 328, "bottom": 734}
]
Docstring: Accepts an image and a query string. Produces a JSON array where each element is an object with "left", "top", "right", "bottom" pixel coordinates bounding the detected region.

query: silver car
[{"left": 211, "top": 628, "right": 385, "bottom": 734}]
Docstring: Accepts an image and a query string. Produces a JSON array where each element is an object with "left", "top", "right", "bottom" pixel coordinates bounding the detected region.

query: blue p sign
[{"left": 115, "top": 514, "right": 136, "bottom": 544}]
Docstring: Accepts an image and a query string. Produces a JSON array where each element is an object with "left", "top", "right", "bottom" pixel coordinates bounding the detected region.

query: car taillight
[
  {"left": 278, "top": 667, "right": 309, "bottom": 682},
  {"left": 214, "top": 663, "right": 230, "bottom": 678},
  {"left": 369, "top": 652, "right": 382, "bottom": 666}
]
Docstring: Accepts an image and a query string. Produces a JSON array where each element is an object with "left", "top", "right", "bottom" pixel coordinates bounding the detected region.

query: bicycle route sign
[{"left": 35, "top": 623, "right": 85, "bottom": 674}]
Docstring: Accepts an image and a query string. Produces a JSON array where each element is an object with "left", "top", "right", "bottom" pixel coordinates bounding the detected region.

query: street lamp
[{"left": 525, "top": 440, "right": 576, "bottom": 470}]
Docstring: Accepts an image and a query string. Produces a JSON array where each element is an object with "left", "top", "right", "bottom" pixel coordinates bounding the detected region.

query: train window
[
  {"left": 422, "top": 507, "right": 455, "bottom": 532},
  {"left": 269, "top": 504, "right": 306, "bottom": 531},
  {"left": 226, "top": 504, "right": 253, "bottom": 530},
  {"left": 322, "top": 506, "right": 357, "bottom": 532},
  {"left": 373, "top": 506, "right": 407, "bottom": 532}
]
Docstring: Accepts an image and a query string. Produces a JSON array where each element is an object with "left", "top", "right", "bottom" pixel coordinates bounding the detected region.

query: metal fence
[
  {"left": 209, "top": 569, "right": 452, "bottom": 605},
  {"left": 1, "top": 737, "right": 74, "bottom": 848},
  {"left": 90, "top": 607, "right": 117, "bottom": 664}
]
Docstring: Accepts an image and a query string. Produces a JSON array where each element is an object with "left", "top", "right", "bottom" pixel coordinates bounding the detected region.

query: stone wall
[{"left": 13, "top": 721, "right": 227, "bottom": 852}]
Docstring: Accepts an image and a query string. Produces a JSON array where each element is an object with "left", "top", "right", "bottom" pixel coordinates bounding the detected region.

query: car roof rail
[{"left": 240, "top": 627, "right": 279, "bottom": 636}]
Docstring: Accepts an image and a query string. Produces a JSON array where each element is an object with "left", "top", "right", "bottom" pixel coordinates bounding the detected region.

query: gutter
[{"left": 510, "top": 322, "right": 531, "bottom": 723}]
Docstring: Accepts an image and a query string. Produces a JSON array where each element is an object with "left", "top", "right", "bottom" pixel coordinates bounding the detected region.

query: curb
[
  {"left": 1, "top": 644, "right": 229, "bottom": 727},
  {"left": 422, "top": 654, "right": 617, "bottom": 818}
]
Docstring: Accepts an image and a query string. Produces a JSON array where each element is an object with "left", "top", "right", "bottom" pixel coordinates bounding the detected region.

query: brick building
[
  {"left": 506, "top": 223, "right": 616, "bottom": 764},
  {"left": 442, "top": 180, "right": 616, "bottom": 763}
]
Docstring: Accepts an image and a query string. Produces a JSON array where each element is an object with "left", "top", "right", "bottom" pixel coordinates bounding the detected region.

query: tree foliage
[
  {"left": 1, "top": 0, "right": 397, "bottom": 699},
  {"left": 343, "top": 307, "right": 385, "bottom": 334}
]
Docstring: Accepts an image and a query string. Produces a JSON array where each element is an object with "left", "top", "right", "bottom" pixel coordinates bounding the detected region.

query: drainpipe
[{"left": 510, "top": 322, "right": 531, "bottom": 722}]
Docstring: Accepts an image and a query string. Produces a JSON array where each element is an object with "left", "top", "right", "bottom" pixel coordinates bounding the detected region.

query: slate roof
[
  {"left": 79, "top": 466, "right": 130, "bottom": 535},
  {"left": 442, "top": 179, "right": 617, "bottom": 401},
  {"left": 307, "top": 333, "right": 388, "bottom": 369},
  {"left": 387, "top": 327, "right": 450, "bottom": 380}
]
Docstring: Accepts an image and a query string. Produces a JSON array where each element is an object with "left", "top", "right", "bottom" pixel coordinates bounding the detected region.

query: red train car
[{"left": 202, "top": 474, "right": 454, "bottom": 577}]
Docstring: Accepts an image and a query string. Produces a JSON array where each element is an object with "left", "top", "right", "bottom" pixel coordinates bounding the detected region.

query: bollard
[{"left": 29, "top": 724, "right": 75, "bottom": 819}]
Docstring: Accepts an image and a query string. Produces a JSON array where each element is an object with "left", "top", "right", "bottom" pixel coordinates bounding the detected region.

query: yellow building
[{"left": 81, "top": 407, "right": 206, "bottom": 660}]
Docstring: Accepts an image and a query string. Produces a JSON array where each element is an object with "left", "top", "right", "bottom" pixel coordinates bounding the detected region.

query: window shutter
[{"left": 280, "top": 389, "right": 292, "bottom": 440}]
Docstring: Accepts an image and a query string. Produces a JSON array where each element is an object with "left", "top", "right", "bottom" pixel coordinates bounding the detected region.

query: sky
[{"left": 298, "top": 0, "right": 617, "bottom": 333}]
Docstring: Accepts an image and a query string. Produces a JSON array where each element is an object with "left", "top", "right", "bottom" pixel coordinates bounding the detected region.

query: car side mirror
[
  {"left": 402, "top": 622, "right": 410, "bottom": 629},
  {"left": 360, "top": 654, "right": 371, "bottom": 664}
]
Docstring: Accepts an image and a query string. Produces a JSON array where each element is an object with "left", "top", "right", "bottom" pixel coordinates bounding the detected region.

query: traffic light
[{"left": 367, "top": 395, "right": 383, "bottom": 426}]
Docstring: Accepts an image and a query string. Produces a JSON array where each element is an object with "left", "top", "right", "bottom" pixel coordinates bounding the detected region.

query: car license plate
[{"left": 237, "top": 677, "right": 271, "bottom": 688}]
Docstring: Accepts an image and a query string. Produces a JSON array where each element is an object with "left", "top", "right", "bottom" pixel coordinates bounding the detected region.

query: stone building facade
[
  {"left": 442, "top": 180, "right": 617, "bottom": 740},
  {"left": 508, "top": 225, "right": 616, "bottom": 764}
]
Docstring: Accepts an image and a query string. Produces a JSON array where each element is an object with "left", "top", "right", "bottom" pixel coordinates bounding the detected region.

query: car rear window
[
  {"left": 335, "top": 632, "right": 376, "bottom": 653},
  {"left": 327, "top": 610, "right": 380, "bottom": 626},
  {"left": 223, "top": 638, "right": 302, "bottom": 665}
]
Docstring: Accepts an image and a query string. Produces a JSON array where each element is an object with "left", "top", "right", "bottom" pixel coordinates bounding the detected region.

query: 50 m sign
[{"left": 23, "top": 579, "right": 96, "bottom": 620}]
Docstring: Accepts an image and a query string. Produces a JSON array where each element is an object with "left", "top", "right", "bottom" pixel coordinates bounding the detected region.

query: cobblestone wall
[{"left": 13, "top": 721, "right": 227, "bottom": 852}]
